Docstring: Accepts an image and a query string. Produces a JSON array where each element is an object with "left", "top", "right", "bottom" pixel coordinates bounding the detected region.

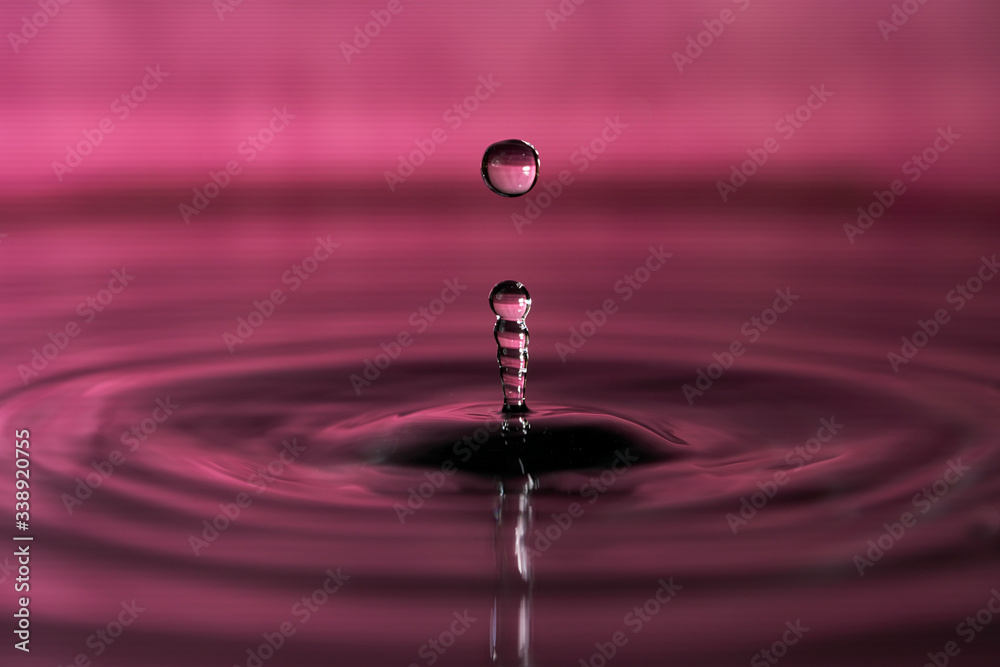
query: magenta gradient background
[
  {"left": 2, "top": 2, "right": 1000, "bottom": 667},
  {"left": 0, "top": 0, "right": 997, "bottom": 195}
]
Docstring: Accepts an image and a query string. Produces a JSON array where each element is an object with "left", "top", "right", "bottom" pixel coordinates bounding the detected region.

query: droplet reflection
[{"left": 482, "top": 140, "right": 539, "bottom": 197}]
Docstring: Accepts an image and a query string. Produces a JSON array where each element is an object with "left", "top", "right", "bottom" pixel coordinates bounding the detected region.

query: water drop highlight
[{"left": 482, "top": 140, "right": 539, "bottom": 197}]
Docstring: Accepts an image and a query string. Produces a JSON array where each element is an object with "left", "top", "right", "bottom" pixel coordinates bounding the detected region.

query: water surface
[{"left": 1, "top": 188, "right": 999, "bottom": 666}]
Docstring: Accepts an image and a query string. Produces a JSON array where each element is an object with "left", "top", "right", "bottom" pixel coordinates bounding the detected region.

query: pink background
[
  {"left": 1, "top": 0, "right": 996, "bottom": 197},
  {"left": 2, "top": 2, "right": 1000, "bottom": 667}
]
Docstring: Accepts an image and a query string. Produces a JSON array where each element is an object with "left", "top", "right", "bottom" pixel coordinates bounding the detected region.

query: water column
[
  {"left": 490, "top": 280, "right": 535, "bottom": 666},
  {"left": 490, "top": 280, "right": 531, "bottom": 413}
]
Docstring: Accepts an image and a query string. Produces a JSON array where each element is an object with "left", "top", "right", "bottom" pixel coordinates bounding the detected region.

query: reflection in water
[
  {"left": 492, "top": 472, "right": 537, "bottom": 667},
  {"left": 2, "top": 215, "right": 1000, "bottom": 666},
  {"left": 492, "top": 359, "right": 536, "bottom": 667}
]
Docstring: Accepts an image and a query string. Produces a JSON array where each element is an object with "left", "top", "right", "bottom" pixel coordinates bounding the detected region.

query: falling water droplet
[
  {"left": 490, "top": 281, "right": 531, "bottom": 413},
  {"left": 482, "top": 140, "right": 539, "bottom": 197}
]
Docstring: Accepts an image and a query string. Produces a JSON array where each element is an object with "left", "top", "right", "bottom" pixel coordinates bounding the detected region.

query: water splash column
[{"left": 490, "top": 281, "right": 531, "bottom": 414}]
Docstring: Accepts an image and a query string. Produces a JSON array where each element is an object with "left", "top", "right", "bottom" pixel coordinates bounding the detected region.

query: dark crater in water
[{"left": 390, "top": 409, "right": 676, "bottom": 477}]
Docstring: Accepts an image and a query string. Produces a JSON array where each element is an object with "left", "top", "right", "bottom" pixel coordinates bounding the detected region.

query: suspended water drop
[
  {"left": 482, "top": 140, "right": 539, "bottom": 197},
  {"left": 490, "top": 280, "right": 531, "bottom": 412}
]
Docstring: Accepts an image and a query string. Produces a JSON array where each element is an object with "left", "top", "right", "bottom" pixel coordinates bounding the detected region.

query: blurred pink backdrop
[{"left": 1, "top": 0, "right": 996, "bottom": 197}]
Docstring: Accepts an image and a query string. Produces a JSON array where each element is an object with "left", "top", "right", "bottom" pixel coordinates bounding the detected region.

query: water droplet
[
  {"left": 482, "top": 140, "right": 539, "bottom": 197},
  {"left": 490, "top": 281, "right": 531, "bottom": 412},
  {"left": 490, "top": 280, "right": 531, "bottom": 320}
]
